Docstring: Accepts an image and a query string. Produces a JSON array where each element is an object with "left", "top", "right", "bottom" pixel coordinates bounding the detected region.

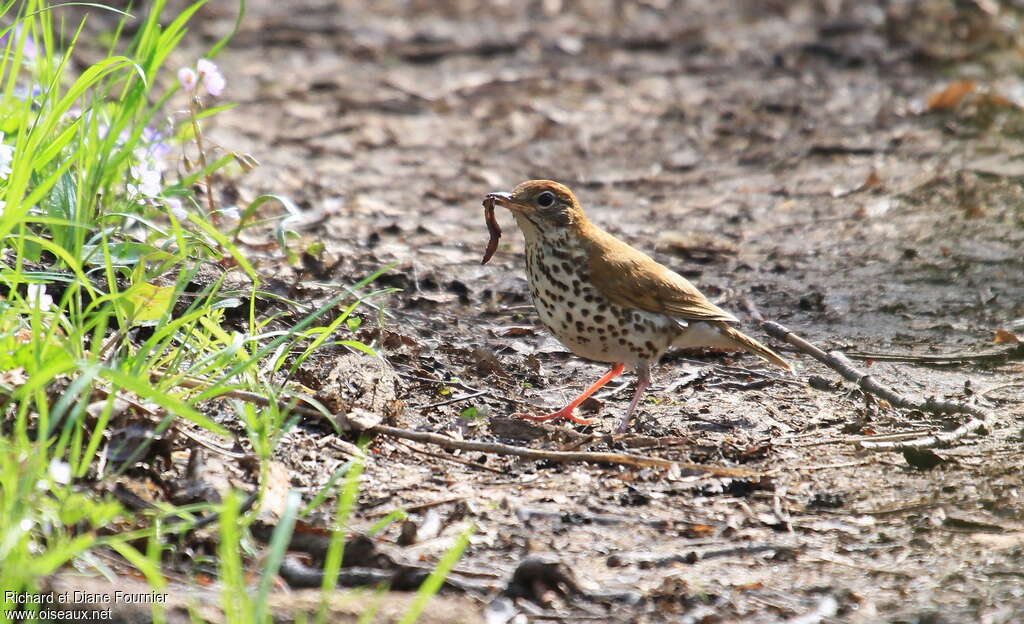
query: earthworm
[{"left": 481, "top": 196, "right": 501, "bottom": 265}]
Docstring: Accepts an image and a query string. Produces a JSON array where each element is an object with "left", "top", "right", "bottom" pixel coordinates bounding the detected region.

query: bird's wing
[{"left": 585, "top": 227, "right": 739, "bottom": 323}]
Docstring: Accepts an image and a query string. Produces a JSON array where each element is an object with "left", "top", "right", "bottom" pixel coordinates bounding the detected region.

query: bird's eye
[{"left": 536, "top": 191, "right": 555, "bottom": 208}]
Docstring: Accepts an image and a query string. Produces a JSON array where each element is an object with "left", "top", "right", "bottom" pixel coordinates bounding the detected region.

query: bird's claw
[{"left": 520, "top": 408, "right": 594, "bottom": 425}]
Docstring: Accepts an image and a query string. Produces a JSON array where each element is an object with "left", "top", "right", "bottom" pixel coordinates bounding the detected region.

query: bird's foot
[{"left": 521, "top": 406, "right": 594, "bottom": 425}]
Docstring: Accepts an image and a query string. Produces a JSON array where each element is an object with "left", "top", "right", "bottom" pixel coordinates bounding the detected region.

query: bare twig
[
  {"left": 516, "top": 507, "right": 717, "bottom": 531},
  {"left": 392, "top": 439, "right": 507, "bottom": 474},
  {"left": 187, "top": 94, "right": 218, "bottom": 225},
  {"left": 396, "top": 371, "right": 531, "bottom": 408},
  {"left": 95, "top": 382, "right": 251, "bottom": 460},
  {"left": 791, "top": 460, "right": 873, "bottom": 471},
  {"left": 558, "top": 435, "right": 596, "bottom": 453},
  {"left": 760, "top": 321, "right": 995, "bottom": 451},
  {"left": 421, "top": 390, "right": 488, "bottom": 410},
  {"left": 365, "top": 496, "right": 465, "bottom": 518},
  {"left": 370, "top": 424, "right": 757, "bottom": 478},
  {"left": 154, "top": 371, "right": 756, "bottom": 478},
  {"left": 619, "top": 544, "right": 792, "bottom": 568},
  {"left": 843, "top": 346, "right": 1024, "bottom": 365},
  {"left": 980, "top": 382, "right": 1024, "bottom": 401},
  {"left": 669, "top": 358, "right": 803, "bottom": 387},
  {"left": 802, "top": 552, "right": 915, "bottom": 578}
]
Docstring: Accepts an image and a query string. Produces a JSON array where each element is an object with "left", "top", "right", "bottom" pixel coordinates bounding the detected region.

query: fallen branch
[
  {"left": 843, "top": 345, "right": 1024, "bottom": 365},
  {"left": 760, "top": 321, "right": 995, "bottom": 451},
  {"left": 369, "top": 424, "right": 758, "bottom": 478},
  {"left": 395, "top": 370, "right": 533, "bottom": 408},
  {"left": 981, "top": 382, "right": 1024, "bottom": 401},
  {"left": 157, "top": 372, "right": 758, "bottom": 478},
  {"left": 609, "top": 543, "right": 792, "bottom": 569},
  {"left": 392, "top": 439, "right": 507, "bottom": 475},
  {"left": 365, "top": 496, "right": 465, "bottom": 518}
]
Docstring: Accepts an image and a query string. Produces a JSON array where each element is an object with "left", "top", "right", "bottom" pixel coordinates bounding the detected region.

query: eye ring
[{"left": 536, "top": 191, "right": 555, "bottom": 208}]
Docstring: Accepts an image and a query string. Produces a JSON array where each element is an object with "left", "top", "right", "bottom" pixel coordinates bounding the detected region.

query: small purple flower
[
  {"left": 141, "top": 126, "right": 161, "bottom": 143},
  {"left": 0, "top": 26, "right": 37, "bottom": 61},
  {"left": 128, "top": 163, "right": 162, "bottom": 202},
  {"left": 179, "top": 59, "right": 226, "bottom": 96},
  {"left": 178, "top": 67, "right": 198, "bottom": 92},
  {"left": 219, "top": 206, "right": 240, "bottom": 222},
  {"left": 166, "top": 198, "right": 188, "bottom": 221},
  {"left": 13, "top": 84, "right": 42, "bottom": 101},
  {"left": 196, "top": 58, "right": 226, "bottom": 97},
  {"left": 142, "top": 126, "right": 172, "bottom": 160}
]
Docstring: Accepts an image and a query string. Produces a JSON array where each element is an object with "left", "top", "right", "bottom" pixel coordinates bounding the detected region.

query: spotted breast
[{"left": 523, "top": 228, "right": 679, "bottom": 367}]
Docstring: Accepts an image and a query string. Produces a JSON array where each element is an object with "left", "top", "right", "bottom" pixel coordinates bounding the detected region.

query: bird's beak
[{"left": 486, "top": 191, "right": 528, "bottom": 213}]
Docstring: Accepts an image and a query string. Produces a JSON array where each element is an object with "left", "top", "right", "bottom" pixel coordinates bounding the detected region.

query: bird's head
[{"left": 486, "top": 180, "right": 587, "bottom": 243}]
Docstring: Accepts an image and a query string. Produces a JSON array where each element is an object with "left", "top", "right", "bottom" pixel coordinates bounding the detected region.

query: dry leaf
[
  {"left": 927, "top": 81, "right": 976, "bottom": 111},
  {"left": 859, "top": 168, "right": 882, "bottom": 191},
  {"left": 971, "top": 532, "right": 1024, "bottom": 549},
  {"left": 687, "top": 523, "right": 716, "bottom": 537},
  {"left": 496, "top": 326, "right": 538, "bottom": 337},
  {"left": 733, "top": 581, "right": 765, "bottom": 591},
  {"left": 994, "top": 329, "right": 1020, "bottom": 344},
  {"left": 257, "top": 460, "right": 293, "bottom": 521},
  {"left": 0, "top": 368, "right": 28, "bottom": 386},
  {"left": 976, "top": 92, "right": 1013, "bottom": 109}
]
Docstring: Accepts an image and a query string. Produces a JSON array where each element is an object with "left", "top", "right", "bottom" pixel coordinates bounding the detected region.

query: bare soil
[{"left": 121, "top": 1, "right": 1024, "bottom": 621}]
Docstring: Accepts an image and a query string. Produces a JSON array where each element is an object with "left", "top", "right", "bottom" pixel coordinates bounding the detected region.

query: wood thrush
[{"left": 486, "top": 180, "right": 792, "bottom": 433}]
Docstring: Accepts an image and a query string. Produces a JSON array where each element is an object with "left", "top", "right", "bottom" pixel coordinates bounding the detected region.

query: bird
[{"left": 485, "top": 180, "right": 792, "bottom": 433}]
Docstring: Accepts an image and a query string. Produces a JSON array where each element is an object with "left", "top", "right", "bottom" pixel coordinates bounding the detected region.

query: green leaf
[
  {"left": 367, "top": 508, "right": 407, "bottom": 536},
  {"left": 98, "top": 366, "right": 230, "bottom": 438},
  {"left": 42, "top": 171, "right": 77, "bottom": 222},
  {"left": 108, "top": 541, "right": 166, "bottom": 589},
  {"left": 254, "top": 491, "right": 299, "bottom": 616},
  {"left": 80, "top": 242, "right": 175, "bottom": 267},
  {"left": 124, "top": 281, "right": 175, "bottom": 323}
]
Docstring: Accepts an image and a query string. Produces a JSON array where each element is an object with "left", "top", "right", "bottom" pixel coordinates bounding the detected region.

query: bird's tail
[{"left": 717, "top": 324, "right": 792, "bottom": 372}]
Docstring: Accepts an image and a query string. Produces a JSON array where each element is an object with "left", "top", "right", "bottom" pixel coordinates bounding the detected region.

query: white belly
[{"left": 672, "top": 321, "right": 734, "bottom": 349}]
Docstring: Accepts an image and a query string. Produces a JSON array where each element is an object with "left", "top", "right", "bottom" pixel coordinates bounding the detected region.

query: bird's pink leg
[
  {"left": 616, "top": 361, "right": 651, "bottom": 433},
  {"left": 523, "top": 363, "right": 626, "bottom": 425}
]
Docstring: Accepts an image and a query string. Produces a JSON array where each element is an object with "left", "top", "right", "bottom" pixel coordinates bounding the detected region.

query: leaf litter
[{"left": 70, "top": 0, "right": 1024, "bottom": 621}]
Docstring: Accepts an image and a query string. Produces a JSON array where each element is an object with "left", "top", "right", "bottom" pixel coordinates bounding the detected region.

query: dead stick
[
  {"left": 365, "top": 496, "right": 465, "bottom": 518},
  {"left": 421, "top": 390, "right": 488, "bottom": 410},
  {"left": 844, "top": 345, "right": 1023, "bottom": 364},
  {"left": 760, "top": 321, "right": 994, "bottom": 451},
  {"left": 157, "top": 373, "right": 756, "bottom": 478},
  {"left": 370, "top": 424, "right": 756, "bottom": 478},
  {"left": 391, "top": 439, "right": 507, "bottom": 475}
]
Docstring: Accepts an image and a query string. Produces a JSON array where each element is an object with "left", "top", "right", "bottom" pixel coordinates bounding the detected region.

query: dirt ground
[{"left": 144, "top": 0, "right": 1024, "bottom": 621}]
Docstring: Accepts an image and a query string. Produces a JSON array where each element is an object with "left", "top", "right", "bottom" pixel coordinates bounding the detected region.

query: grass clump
[{"left": 0, "top": 1, "right": 459, "bottom": 621}]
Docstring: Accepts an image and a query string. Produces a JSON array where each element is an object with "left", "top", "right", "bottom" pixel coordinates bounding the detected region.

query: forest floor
[{"left": 114, "top": 1, "right": 1024, "bottom": 621}]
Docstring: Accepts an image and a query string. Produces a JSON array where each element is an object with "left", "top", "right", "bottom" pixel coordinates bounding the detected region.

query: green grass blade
[
  {"left": 254, "top": 491, "right": 299, "bottom": 617},
  {"left": 398, "top": 525, "right": 474, "bottom": 624}
]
